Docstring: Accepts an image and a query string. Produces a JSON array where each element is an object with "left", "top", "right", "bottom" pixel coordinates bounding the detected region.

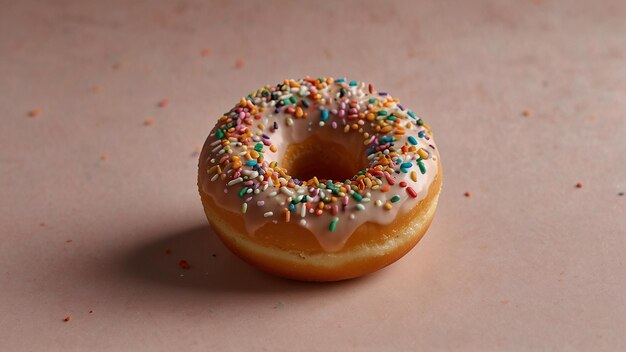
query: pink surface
[{"left": 1, "top": 0, "right": 625, "bottom": 350}]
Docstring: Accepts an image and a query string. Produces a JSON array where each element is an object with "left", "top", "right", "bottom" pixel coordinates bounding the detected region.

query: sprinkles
[{"left": 202, "top": 77, "right": 437, "bottom": 233}]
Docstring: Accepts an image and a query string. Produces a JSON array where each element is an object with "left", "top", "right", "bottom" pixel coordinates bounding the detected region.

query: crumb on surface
[
  {"left": 179, "top": 259, "right": 191, "bottom": 269},
  {"left": 165, "top": 248, "right": 172, "bottom": 255},
  {"left": 28, "top": 108, "right": 42, "bottom": 117},
  {"left": 234, "top": 58, "right": 245, "bottom": 69},
  {"left": 66, "top": 239, "right": 72, "bottom": 243},
  {"left": 575, "top": 182, "right": 583, "bottom": 188},
  {"left": 464, "top": 191, "right": 471, "bottom": 197},
  {"left": 143, "top": 118, "right": 155, "bottom": 126},
  {"left": 521, "top": 109, "right": 532, "bottom": 117},
  {"left": 618, "top": 192, "right": 624, "bottom": 196},
  {"left": 100, "top": 155, "right": 108, "bottom": 161},
  {"left": 200, "top": 48, "right": 211, "bottom": 57},
  {"left": 63, "top": 316, "right": 71, "bottom": 322},
  {"left": 158, "top": 98, "right": 169, "bottom": 108}
]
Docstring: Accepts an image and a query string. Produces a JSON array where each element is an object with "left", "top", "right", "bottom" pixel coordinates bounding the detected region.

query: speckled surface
[{"left": 1, "top": 0, "right": 625, "bottom": 351}]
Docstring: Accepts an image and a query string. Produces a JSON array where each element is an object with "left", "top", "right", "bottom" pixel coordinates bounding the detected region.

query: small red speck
[
  {"left": 165, "top": 248, "right": 172, "bottom": 255},
  {"left": 100, "top": 155, "right": 108, "bottom": 161},
  {"left": 521, "top": 109, "right": 532, "bottom": 117},
  {"left": 28, "top": 108, "right": 42, "bottom": 117},
  {"left": 63, "top": 316, "right": 71, "bottom": 322},
  {"left": 143, "top": 118, "right": 155, "bottom": 126},
  {"left": 576, "top": 182, "right": 583, "bottom": 188},
  {"left": 158, "top": 99, "right": 169, "bottom": 108},
  {"left": 464, "top": 192, "right": 471, "bottom": 198},
  {"left": 234, "top": 58, "right": 245, "bottom": 69},
  {"left": 112, "top": 62, "right": 122, "bottom": 70},
  {"left": 200, "top": 48, "right": 211, "bottom": 57},
  {"left": 179, "top": 259, "right": 191, "bottom": 269},
  {"left": 89, "top": 310, "right": 93, "bottom": 314},
  {"left": 65, "top": 239, "right": 72, "bottom": 243},
  {"left": 39, "top": 222, "right": 47, "bottom": 227}
]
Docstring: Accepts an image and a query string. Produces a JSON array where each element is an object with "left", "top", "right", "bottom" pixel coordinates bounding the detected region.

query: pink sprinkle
[
  {"left": 384, "top": 172, "right": 395, "bottom": 185},
  {"left": 343, "top": 196, "right": 349, "bottom": 206},
  {"left": 331, "top": 205, "right": 339, "bottom": 215},
  {"left": 257, "top": 200, "right": 265, "bottom": 206}
]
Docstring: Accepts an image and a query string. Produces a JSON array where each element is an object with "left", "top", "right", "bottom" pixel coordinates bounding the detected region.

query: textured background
[{"left": 1, "top": 0, "right": 625, "bottom": 351}]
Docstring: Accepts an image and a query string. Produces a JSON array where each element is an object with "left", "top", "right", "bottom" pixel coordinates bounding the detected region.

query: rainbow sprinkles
[{"left": 200, "top": 77, "right": 439, "bottom": 251}]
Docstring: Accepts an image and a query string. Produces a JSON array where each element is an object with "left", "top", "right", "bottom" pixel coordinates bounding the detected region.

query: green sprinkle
[
  {"left": 216, "top": 129, "right": 225, "bottom": 139},
  {"left": 349, "top": 80, "right": 357, "bottom": 86},
  {"left": 391, "top": 195, "right": 400, "bottom": 203},
  {"left": 329, "top": 217, "right": 339, "bottom": 232},
  {"left": 283, "top": 98, "right": 290, "bottom": 106},
  {"left": 335, "top": 78, "right": 345, "bottom": 83},
  {"left": 408, "top": 136, "right": 418, "bottom": 145},
  {"left": 239, "top": 187, "right": 248, "bottom": 197},
  {"left": 352, "top": 192, "right": 363, "bottom": 202},
  {"left": 340, "top": 88, "right": 346, "bottom": 97},
  {"left": 417, "top": 159, "right": 426, "bottom": 174},
  {"left": 369, "top": 98, "right": 376, "bottom": 104},
  {"left": 377, "top": 110, "right": 388, "bottom": 116},
  {"left": 290, "top": 96, "right": 297, "bottom": 104},
  {"left": 416, "top": 118, "right": 424, "bottom": 126},
  {"left": 387, "top": 115, "right": 397, "bottom": 121},
  {"left": 254, "top": 143, "right": 263, "bottom": 152}
]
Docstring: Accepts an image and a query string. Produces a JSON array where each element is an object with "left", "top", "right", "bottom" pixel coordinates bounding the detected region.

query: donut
[{"left": 198, "top": 77, "right": 442, "bottom": 281}]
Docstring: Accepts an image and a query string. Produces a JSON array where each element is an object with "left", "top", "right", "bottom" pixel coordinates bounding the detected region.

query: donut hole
[{"left": 280, "top": 133, "right": 369, "bottom": 183}]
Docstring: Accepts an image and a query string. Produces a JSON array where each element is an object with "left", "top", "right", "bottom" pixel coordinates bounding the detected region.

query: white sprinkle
[
  {"left": 375, "top": 200, "right": 383, "bottom": 207},
  {"left": 356, "top": 204, "right": 365, "bottom": 211},
  {"left": 280, "top": 187, "right": 294, "bottom": 197},
  {"left": 210, "top": 139, "right": 221, "bottom": 146},
  {"left": 300, "top": 203, "right": 307, "bottom": 218},
  {"left": 263, "top": 212, "right": 274, "bottom": 218},
  {"left": 269, "top": 191, "right": 278, "bottom": 197},
  {"left": 210, "top": 174, "right": 219, "bottom": 182},
  {"left": 227, "top": 177, "right": 243, "bottom": 186},
  {"left": 299, "top": 219, "right": 307, "bottom": 225},
  {"left": 350, "top": 214, "right": 356, "bottom": 220}
]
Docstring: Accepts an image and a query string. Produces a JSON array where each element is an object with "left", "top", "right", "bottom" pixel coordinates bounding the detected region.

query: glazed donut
[{"left": 198, "top": 77, "right": 442, "bottom": 281}]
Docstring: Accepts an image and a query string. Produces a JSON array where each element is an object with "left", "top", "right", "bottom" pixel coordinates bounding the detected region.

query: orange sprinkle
[
  {"left": 464, "top": 192, "right": 471, "bottom": 197},
  {"left": 63, "top": 316, "right": 71, "bottom": 322},
  {"left": 28, "top": 108, "right": 42, "bottom": 117},
  {"left": 380, "top": 185, "right": 391, "bottom": 192},
  {"left": 143, "top": 118, "right": 155, "bottom": 126}
]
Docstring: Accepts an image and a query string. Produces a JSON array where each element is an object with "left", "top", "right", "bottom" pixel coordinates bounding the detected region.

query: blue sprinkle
[
  {"left": 418, "top": 131, "right": 425, "bottom": 138},
  {"left": 301, "top": 99, "right": 310, "bottom": 108},
  {"left": 246, "top": 160, "right": 257, "bottom": 166},
  {"left": 349, "top": 80, "right": 357, "bottom": 86},
  {"left": 335, "top": 78, "right": 345, "bottom": 83},
  {"left": 288, "top": 203, "right": 295, "bottom": 212},
  {"left": 401, "top": 162, "right": 413, "bottom": 169},
  {"left": 408, "top": 136, "right": 418, "bottom": 145},
  {"left": 407, "top": 111, "right": 416, "bottom": 119},
  {"left": 321, "top": 109, "right": 329, "bottom": 121},
  {"left": 273, "top": 121, "right": 278, "bottom": 130}
]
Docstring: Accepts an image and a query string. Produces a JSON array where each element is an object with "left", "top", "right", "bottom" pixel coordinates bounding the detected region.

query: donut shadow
[{"left": 125, "top": 224, "right": 377, "bottom": 293}]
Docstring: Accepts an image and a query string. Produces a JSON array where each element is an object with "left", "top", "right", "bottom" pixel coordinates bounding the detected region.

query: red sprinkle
[
  {"left": 383, "top": 172, "right": 395, "bottom": 185},
  {"left": 178, "top": 260, "right": 191, "bottom": 269},
  {"left": 399, "top": 181, "right": 407, "bottom": 187},
  {"left": 158, "top": 99, "right": 169, "bottom": 108},
  {"left": 464, "top": 192, "right": 471, "bottom": 198},
  {"left": 406, "top": 187, "right": 417, "bottom": 198},
  {"left": 575, "top": 182, "right": 583, "bottom": 188},
  {"left": 63, "top": 316, "right": 71, "bottom": 322},
  {"left": 368, "top": 83, "right": 374, "bottom": 94}
]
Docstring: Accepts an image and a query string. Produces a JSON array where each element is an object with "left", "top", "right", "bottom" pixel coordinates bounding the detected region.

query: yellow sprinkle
[
  {"left": 343, "top": 125, "right": 350, "bottom": 133},
  {"left": 258, "top": 123, "right": 264, "bottom": 130},
  {"left": 216, "top": 165, "right": 222, "bottom": 174},
  {"left": 295, "top": 107, "right": 304, "bottom": 118},
  {"left": 383, "top": 202, "right": 393, "bottom": 211},
  {"left": 250, "top": 150, "right": 259, "bottom": 158},
  {"left": 417, "top": 148, "right": 429, "bottom": 159},
  {"left": 233, "top": 161, "right": 242, "bottom": 169},
  {"left": 411, "top": 171, "right": 417, "bottom": 182},
  {"left": 240, "top": 98, "right": 247, "bottom": 107},
  {"left": 318, "top": 202, "right": 325, "bottom": 209},
  {"left": 270, "top": 145, "right": 277, "bottom": 153}
]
